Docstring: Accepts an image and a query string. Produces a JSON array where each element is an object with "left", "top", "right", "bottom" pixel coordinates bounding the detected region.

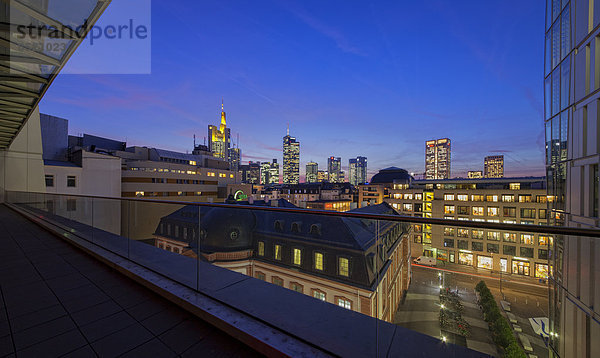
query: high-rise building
[
  {"left": 240, "top": 161, "right": 261, "bottom": 184},
  {"left": 484, "top": 155, "right": 504, "bottom": 178},
  {"left": 327, "top": 157, "right": 342, "bottom": 183},
  {"left": 317, "top": 170, "right": 328, "bottom": 183},
  {"left": 260, "top": 162, "right": 271, "bottom": 185},
  {"left": 545, "top": 2, "right": 600, "bottom": 357},
  {"left": 306, "top": 162, "right": 318, "bottom": 183},
  {"left": 283, "top": 128, "right": 300, "bottom": 184},
  {"left": 268, "top": 159, "right": 279, "bottom": 184},
  {"left": 228, "top": 147, "right": 241, "bottom": 173},
  {"left": 467, "top": 171, "right": 483, "bottom": 179},
  {"left": 425, "top": 138, "right": 451, "bottom": 179},
  {"left": 349, "top": 156, "right": 367, "bottom": 186},
  {"left": 208, "top": 102, "right": 231, "bottom": 160}
]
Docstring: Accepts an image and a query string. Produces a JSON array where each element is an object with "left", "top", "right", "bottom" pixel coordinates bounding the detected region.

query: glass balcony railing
[{"left": 5, "top": 191, "right": 600, "bottom": 357}]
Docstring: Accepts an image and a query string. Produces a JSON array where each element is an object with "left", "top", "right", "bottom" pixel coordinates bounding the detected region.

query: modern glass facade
[
  {"left": 544, "top": 1, "right": 600, "bottom": 357},
  {"left": 283, "top": 131, "right": 300, "bottom": 184},
  {"left": 306, "top": 161, "right": 318, "bottom": 183},
  {"left": 349, "top": 156, "right": 367, "bottom": 186},
  {"left": 425, "top": 138, "right": 451, "bottom": 179}
]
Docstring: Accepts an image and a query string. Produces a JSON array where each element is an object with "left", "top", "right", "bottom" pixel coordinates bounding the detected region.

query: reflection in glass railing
[{"left": 7, "top": 191, "right": 599, "bottom": 357}]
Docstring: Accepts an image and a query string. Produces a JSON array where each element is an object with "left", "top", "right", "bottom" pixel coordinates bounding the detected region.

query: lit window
[
  {"left": 293, "top": 248, "right": 302, "bottom": 265},
  {"left": 487, "top": 232, "right": 500, "bottom": 241},
  {"left": 274, "top": 244, "right": 281, "bottom": 260},
  {"left": 258, "top": 241, "right": 265, "bottom": 256},
  {"left": 404, "top": 193, "right": 413, "bottom": 200},
  {"left": 402, "top": 203, "right": 413, "bottom": 211},
  {"left": 471, "top": 195, "right": 484, "bottom": 202},
  {"left": 444, "top": 194, "right": 455, "bottom": 201},
  {"left": 520, "top": 234, "right": 534, "bottom": 245},
  {"left": 135, "top": 191, "right": 145, "bottom": 197},
  {"left": 486, "top": 195, "right": 498, "bottom": 202},
  {"left": 503, "top": 233, "right": 517, "bottom": 242},
  {"left": 67, "top": 176, "right": 76, "bottom": 187},
  {"left": 314, "top": 252, "right": 324, "bottom": 270},
  {"left": 208, "top": 172, "right": 215, "bottom": 177},
  {"left": 538, "top": 236, "right": 550, "bottom": 246},
  {"left": 338, "top": 257, "right": 349, "bottom": 277},
  {"left": 189, "top": 160, "right": 197, "bottom": 165},
  {"left": 487, "top": 207, "right": 499, "bottom": 216},
  {"left": 45, "top": 175, "right": 54, "bottom": 187},
  {"left": 457, "top": 194, "right": 468, "bottom": 201},
  {"left": 509, "top": 183, "right": 521, "bottom": 190},
  {"left": 313, "top": 290, "right": 326, "bottom": 301},
  {"left": 337, "top": 298, "right": 352, "bottom": 310},
  {"left": 501, "top": 194, "right": 514, "bottom": 202},
  {"left": 230, "top": 174, "right": 234, "bottom": 178},
  {"left": 444, "top": 205, "right": 455, "bottom": 214},
  {"left": 472, "top": 206, "right": 484, "bottom": 216}
]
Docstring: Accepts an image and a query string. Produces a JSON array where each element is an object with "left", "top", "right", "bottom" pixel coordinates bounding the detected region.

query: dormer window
[
  {"left": 291, "top": 222, "right": 301, "bottom": 233},
  {"left": 310, "top": 224, "right": 321, "bottom": 236},
  {"left": 274, "top": 220, "right": 284, "bottom": 232}
]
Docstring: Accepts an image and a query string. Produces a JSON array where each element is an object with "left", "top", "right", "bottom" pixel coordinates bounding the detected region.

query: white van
[{"left": 413, "top": 256, "right": 437, "bottom": 266}]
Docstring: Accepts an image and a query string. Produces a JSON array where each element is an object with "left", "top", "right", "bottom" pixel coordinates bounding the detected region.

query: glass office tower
[{"left": 544, "top": 1, "right": 600, "bottom": 357}]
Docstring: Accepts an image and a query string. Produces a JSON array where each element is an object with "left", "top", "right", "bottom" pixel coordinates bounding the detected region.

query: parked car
[{"left": 413, "top": 256, "right": 437, "bottom": 266}]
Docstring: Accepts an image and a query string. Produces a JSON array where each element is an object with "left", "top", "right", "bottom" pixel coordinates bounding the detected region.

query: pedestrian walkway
[{"left": 394, "top": 270, "right": 498, "bottom": 357}]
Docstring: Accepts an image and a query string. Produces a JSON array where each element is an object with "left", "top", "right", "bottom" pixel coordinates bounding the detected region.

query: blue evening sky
[{"left": 41, "top": 0, "right": 545, "bottom": 180}]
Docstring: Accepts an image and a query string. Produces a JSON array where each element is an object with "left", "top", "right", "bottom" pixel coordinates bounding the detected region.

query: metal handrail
[{"left": 8, "top": 190, "right": 600, "bottom": 238}]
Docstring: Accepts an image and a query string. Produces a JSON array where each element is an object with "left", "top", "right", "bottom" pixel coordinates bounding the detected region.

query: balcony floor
[{"left": 0, "top": 205, "right": 260, "bottom": 357}]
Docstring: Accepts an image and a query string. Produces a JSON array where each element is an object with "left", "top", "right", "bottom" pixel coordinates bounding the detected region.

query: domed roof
[
  {"left": 200, "top": 207, "right": 255, "bottom": 251},
  {"left": 370, "top": 167, "right": 413, "bottom": 184}
]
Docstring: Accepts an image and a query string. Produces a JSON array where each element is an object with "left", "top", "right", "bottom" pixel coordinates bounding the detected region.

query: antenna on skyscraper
[{"left": 193, "top": 134, "right": 196, "bottom": 147}]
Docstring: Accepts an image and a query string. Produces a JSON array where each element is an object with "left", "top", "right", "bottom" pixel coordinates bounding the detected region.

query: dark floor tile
[
  {"left": 61, "top": 291, "right": 110, "bottom": 314},
  {"left": 71, "top": 300, "right": 122, "bottom": 327},
  {"left": 91, "top": 323, "right": 152, "bottom": 358},
  {"left": 16, "top": 329, "right": 87, "bottom": 357},
  {"left": 45, "top": 272, "right": 91, "bottom": 292},
  {"left": 0, "top": 334, "right": 14, "bottom": 356},
  {"left": 119, "top": 338, "right": 176, "bottom": 358},
  {"left": 0, "top": 317, "right": 10, "bottom": 337},
  {"left": 61, "top": 345, "right": 98, "bottom": 358},
  {"left": 125, "top": 297, "right": 169, "bottom": 321},
  {"left": 5, "top": 295, "right": 59, "bottom": 318},
  {"left": 10, "top": 304, "right": 67, "bottom": 333},
  {"left": 140, "top": 307, "right": 188, "bottom": 336},
  {"left": 13, "top": 315, "right": 77, "bottom": 350},
  {"left": 80, "top": 311, "right": 137, "bottom": 342},
  {"left": 158, "top": 319, "right": 211, "bottom": 354},
  {"left": 182, "top": 332, "right": 259, "bottom": 358}
]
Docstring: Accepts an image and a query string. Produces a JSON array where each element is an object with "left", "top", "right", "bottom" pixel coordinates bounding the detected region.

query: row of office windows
[
  {"left": 257, "top": 242, "right": 350, "bottom": 277},
  {"left": 441, "top": 228, "right": 551, "bottom": 245},
  {"left": 45, "top": 174, "right": 77, "bottom": 188},
  {"left": 441, "top": 194, "right": 546, "bottom": 203},
  {"left": 128, "top": 166, "right": 233, "bottom": 178},
  {"left": 444, "top": 205, "right": 546, "bottom": 219},
  {"left": 254, "top": 272, "right": 353, "bottom": 309},
  {"left": 441, "top": 240, "right": 548, "bottom": 261}
]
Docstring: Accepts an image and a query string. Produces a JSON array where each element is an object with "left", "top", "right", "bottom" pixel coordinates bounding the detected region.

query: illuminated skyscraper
[
  {"left": 306, "top": 161, "right": 318, "bottom": 183},
  {"left": 484, "top": 155, "right": 504, "bottom": 178},
  {"left": 328, "top": 156, "right": 341, "bottom": 183},
  {"left": 283, "top": 128, "right": 300, "bottom": 184},
  {"left": 545, "top": 2, "right": 600, "bottom": 356},
  {"left": 208, "top": 101, "right": 231, "bottom": 160},
  {"left": 260, "top": 162, "right": 271, "bottom": 185},
  {"left": 349, "top": 156, "right": 367, "bottom": 186},
  {"left": 317, "top": 170, "right": 328, "bottom": 183},
  {"left": 467, "top": 171, "right": 483, "bottom": 179},
  {"left": 228, "top": 147, "right": 241, "bottom": 172},
  {"left": 425, "top": 138, "right": 451, "bottom": 179},
  {"left": 268, "top": 159, "right": 279, "bottom": 184}
]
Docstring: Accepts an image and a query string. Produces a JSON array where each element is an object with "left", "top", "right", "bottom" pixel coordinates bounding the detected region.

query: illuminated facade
[
  {"left": 386, "top": 177, "right": 549, "bottom": 280},
  {"left": 283, "top": 129, "right": 300, "bottom": 184},
  {"left": 468, "top": 171, "right": 483, "bottom": 179},
  {"left": 425, "top": 138, "right": 451, "bottom": 179},
  {"left": 328, "top": 156, "right": 342, "bottom": 183},
  {"left": 317, "top": 170, "right": 328, "bottom": 183},
  {"left": 349, "top": 156, "right": 367, "bottom": 186},
  {"left": 306, "top": 162, "right": 318, "bottom": 183},
  {"left": 484, "top": 155, "right": 504, "bottom": 178},
  {"left": 153, "top": 202, "right": 411, "bottom": 323},
  {"left": 228, "top": 147, "right": 241, "bottom": 172},
  {"left": 268, "top": 159, "right": 280, "bottom": 184},
  {"left": 544, "top": 1, "right": 600, "bottom": 356},
  {"left": 208, "top": 102, "right": 231, "bottom": 160}
]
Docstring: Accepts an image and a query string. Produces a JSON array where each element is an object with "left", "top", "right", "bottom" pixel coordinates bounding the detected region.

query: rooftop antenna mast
[{"left": 193, "top": 134, "right": 196, "bottom": 147}]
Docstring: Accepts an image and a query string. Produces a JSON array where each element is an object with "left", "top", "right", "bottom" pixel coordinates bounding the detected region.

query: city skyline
[{"left": 39, "top": 0, "right": 545, "bottom": 179}]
